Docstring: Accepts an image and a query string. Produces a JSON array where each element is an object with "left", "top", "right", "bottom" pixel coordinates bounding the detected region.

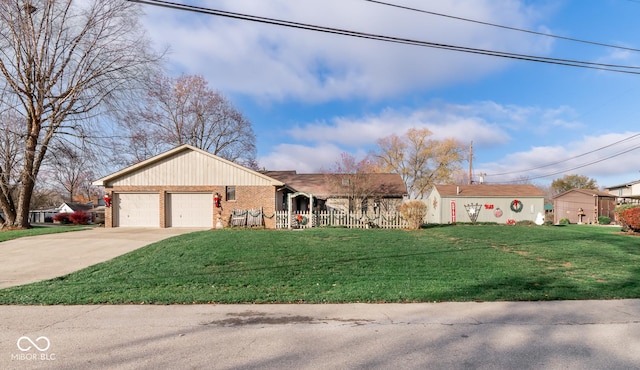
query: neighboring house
[
  {"left": 59, "top": 202, "right": 104, "bottom": 223},
  {"left": 605, "top": 179, "right": 640, "bottom": 205},
  {"left": 553, "top": 189, "right": 617, "bottom": 224},
  {"left": 30, "top": 202, "right": 104, "bottom": 224},
  {"left": 92, "top": 145, "right": 408, "bottom": 229},
  {"left": 29, "top": 207, "right": 58, "bottom": 223},
  {"left": 262, "top": 171, "right": 407, "bottom": 214},
  {"left": 58, "top": 202, "right": 95, "bottom": 214},
  {"left": 425, "top": 184, "right": 545, "bottom": 224}
]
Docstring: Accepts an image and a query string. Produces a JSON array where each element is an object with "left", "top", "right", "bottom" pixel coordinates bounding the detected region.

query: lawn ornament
[
  {"left": 464, "top": 203, "right": 482, "bottom": 223},
  {"left": 510, "top": 199, "right": 523, "bottom": 213}
]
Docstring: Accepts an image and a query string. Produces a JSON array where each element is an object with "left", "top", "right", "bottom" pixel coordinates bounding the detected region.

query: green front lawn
[
  {"left": 0, "top": 225, "right": 91, "bottom": 243},
  {"left": 1, "top": 225, "right": 638, "bottom": 304}
]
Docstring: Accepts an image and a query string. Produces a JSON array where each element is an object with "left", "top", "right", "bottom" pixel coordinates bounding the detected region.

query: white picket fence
[{"left": 275, "top": 210, "right": 407, "bottom": 229}]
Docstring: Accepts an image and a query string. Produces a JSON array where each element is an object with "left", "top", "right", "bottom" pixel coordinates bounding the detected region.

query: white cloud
[
  {"left": 259, "top": 143, "right": 345, "bottom": 172},
  {"left": 478, "top": 132, "right": 640, "bottom": 186},
  {"left": 259, "top": 101, "right": 589, "bottom": 171},
  {"left": 285, "top": 101, "right": 585, "bottom": 149},
  {"left": 141, "top": 0, "right": 553, "bottom": 102}
]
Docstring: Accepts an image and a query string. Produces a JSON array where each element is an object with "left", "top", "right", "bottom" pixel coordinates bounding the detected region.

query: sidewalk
[{"left": 2, "top": 300, "right": 640, "bottom": 369}]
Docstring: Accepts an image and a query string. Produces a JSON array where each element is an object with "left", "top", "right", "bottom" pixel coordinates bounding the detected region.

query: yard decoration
[
  {"left": 103, "top": 194, "right": 112, "bottom": 208},
  {"left": 510, "top": 199, "right": 523, "bottom": 213},
  {"left": 296, "top": 214, "right": 309, "bottom": 225},
  {"left": 494, "top": 208, "right": 503, "bottom": 218},
  {"left": 464, "top": 203, "right": 482, "bottom": 223}
]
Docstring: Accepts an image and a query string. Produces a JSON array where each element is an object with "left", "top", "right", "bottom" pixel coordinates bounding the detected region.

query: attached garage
[
  {"left": 167, "top": 193, "right": 213, "bottom": 228},
  {"left": 115, "top": 193, "right": 160, "bottom": 227},
  {"left": 92, "top": 145, "right": 284, "bottom": 229}
]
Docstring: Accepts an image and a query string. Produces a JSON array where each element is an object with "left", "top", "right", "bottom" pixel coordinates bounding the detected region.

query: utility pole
[{"left": 468, "top": 141, "right": 473, "bottom": 185}]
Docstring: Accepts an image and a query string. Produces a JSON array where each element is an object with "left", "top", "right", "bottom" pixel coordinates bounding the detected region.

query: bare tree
[
  {"left": 119, "top": 74, "right": 257, "bottom": 167},
  {"left": 373, "top": 128, "right": 466, "bottom": 199},
  {"left": 48, "top": 143, "right": 96, "bottom": 202},
  {"left": 0, "top": 0, "right": 160, "bottom": 228},
  {"left": 323, "top": 152, "right": 380, "bottom": 212},
  {"left": 0, "top": 109, "right": 24, "bottom": 220}
]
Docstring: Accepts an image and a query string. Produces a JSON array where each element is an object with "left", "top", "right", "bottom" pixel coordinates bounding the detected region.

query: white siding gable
[{"left": 97, "top": 146, "right": 282, "bottom": 187}]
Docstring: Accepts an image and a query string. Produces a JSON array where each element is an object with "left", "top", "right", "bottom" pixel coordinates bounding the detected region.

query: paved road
[
  {"left": 0, "top": 227, "right": 205, "bottom": 289},
  {"left": 1, "top": 300, "right": 640, "bottom": 369}
]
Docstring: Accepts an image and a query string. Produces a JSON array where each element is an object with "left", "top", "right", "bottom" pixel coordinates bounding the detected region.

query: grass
[
  {"left": 0, "top": 225, "right": 91, "bottom": 243},
  {"left": 0, "top": 224, "right": 639, "bottom": 304}
]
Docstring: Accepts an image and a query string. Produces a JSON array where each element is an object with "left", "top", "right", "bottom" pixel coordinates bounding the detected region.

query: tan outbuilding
[{"left": 425, "top": 184, "right": 546, "bottom": 224}]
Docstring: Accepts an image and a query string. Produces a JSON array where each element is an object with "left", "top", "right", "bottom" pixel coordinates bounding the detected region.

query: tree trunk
[
  {"left": 15, "top": 175, "right": 35, "bottom": 229},
  {"left": 13, "top": 129, "right": 40, "bottom": 229}
]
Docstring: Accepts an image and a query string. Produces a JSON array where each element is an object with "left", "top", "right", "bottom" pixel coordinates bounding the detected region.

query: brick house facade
[{"left": 93, "top": 145, "right": 284, "bottom": 229}]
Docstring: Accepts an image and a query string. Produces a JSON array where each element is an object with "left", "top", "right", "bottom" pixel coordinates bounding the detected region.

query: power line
[
  {"left": 128, "top": 0, "right": 640, "bottom": 75},
  {"left": 362, "top": 0, "right": 640, "bottom": 53},
  {"left": 495, "top": 142, "right": 640, "bottom": 183},
  {"left": 486, "top": 133, "right": 640, "bottom": 177}
]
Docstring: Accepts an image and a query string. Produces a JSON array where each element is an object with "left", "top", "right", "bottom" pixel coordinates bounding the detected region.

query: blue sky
[{"left": 140, "top": 0, "right": 640, "bottom": 188}]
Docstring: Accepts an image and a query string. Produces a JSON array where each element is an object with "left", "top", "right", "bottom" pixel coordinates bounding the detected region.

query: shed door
[
  {"left": 115, "top": 193, "right": 159, "bottom": 227},
  {"left": 167, "top": 193, "right": 213, "bottom": 228}
]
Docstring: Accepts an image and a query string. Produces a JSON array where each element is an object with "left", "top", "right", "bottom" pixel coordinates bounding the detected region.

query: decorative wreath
[
  {"left": 296, "top": 214, "right": 309, "bottom": 225},
  {"left": 510, "top": 199, "right": 523, "bottom": 213}
]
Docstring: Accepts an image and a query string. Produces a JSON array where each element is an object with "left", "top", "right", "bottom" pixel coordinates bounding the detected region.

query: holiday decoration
[
  {"left": 103, "top": 194, "right": 112, "bottom": 208},
  {"left": 510, "top": 199, "right": 523, "bottom": 213},
  {"left": 464, "top": 203, "right": 482, "bottom": 223},
  {"left": 494, "top": 208, "right": 503, "bottom": 218}
]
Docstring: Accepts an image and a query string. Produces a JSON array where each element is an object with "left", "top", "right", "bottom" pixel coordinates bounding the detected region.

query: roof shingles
[
  {"left": 434, "top": 184, "right": 545, "bottom": 197},
  {"left": 263, "top": 171, "right": 407, "bottom": 198}
]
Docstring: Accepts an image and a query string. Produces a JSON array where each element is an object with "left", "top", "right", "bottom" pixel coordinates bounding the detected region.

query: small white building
[{"left": 425, "top": 184, "right": 546, "bottom": 224}]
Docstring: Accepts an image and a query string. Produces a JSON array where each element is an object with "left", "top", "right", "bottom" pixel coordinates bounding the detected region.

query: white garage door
[
  {"left": 115, "top": 193, "right": 160, "bottom": 227},
  {"left": 167, "top": 193, "right": 213, "bottom": 228}
]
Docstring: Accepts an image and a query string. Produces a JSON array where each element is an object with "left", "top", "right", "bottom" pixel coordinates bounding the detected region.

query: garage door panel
[
  {"left": 168, "top": 193, "right": 213, "bottom": 228},
  {"left": 116, "top": 193, "right": 159, "bottom": 227}
]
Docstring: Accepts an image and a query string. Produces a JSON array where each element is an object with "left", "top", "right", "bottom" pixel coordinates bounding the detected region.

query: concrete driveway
[{"left": 0, "top": 227, "right": 206, "bottom": 289}]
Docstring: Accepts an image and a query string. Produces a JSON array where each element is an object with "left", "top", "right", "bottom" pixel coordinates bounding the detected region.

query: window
[{"left": 226, "top": 186, "right": 236, "bottom": 201}]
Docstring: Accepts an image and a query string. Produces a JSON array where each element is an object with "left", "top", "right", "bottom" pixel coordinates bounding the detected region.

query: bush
[
  {"left": 68, "top": 210, "right": 91, "bottom": 225},
  {"left": 618, "top": 207, "right": 640, "bottom": 233},
  {"left": 615, "top": 205, "right": 640, "bottom": 231},
  {"left": 598, "top": 216, "right": 611, "bottom": 225},
  {"left": 52, "top": 213, "right": 71, "bottom": 224},
  {"left": 400, "top": 201, "right": 428, "bottom": 230},
  {"left": 559, "top": 218, "right": 570, "bottom": 225}
]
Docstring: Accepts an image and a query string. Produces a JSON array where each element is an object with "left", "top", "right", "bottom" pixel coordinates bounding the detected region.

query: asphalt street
[{"left": 2, "top": 300, "right": 640, "bottom": 369}]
